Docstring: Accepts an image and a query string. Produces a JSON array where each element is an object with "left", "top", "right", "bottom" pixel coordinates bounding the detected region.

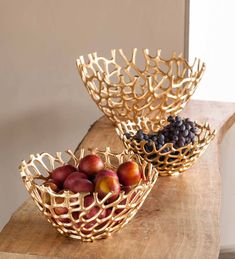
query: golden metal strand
[
  {"left": 19, "top": 148, "right": 158, "bottom": 241},
  {"left": 116, "top": 117, "right": 216, "bottom": 176},
  {"left": 77, "top": 49, "right": 205, "bottom": 124}
]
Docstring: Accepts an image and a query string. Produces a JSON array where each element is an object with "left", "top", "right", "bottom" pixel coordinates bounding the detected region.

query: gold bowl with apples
[
  {"left": 19, "top": 148, "right": 158, "bottom": 241},
  {"left": 76, "top": 48, "right": 205, "bottom": 124}
]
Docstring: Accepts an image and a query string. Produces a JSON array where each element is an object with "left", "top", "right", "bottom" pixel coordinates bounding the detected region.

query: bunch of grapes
[{"left": 125, "top": 116, "right": 198, "bottom": 153}]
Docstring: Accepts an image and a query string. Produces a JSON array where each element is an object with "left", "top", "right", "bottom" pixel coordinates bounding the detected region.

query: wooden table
[{"left": 0, "top": 100, "right": 234, "bottom": 259}]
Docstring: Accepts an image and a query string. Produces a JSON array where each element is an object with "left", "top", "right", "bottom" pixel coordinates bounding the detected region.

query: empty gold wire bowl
[
  {"left": 116, "top": 117, "right": 216, "bottom": 176},
  {"left": 76, "top": 48, "right": 205, "bottom": 124},
  {"left": 19, "top": 148, "right": 158, "bottom": 241}
]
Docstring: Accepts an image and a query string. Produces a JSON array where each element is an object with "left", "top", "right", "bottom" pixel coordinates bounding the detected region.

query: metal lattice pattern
[
  {"left": 19, "top": 148, "right": 158, "bottom": 241},
  {"left": 116, "top": 117, "right": 216, "bottom": 176},
  {"left": 77, "top": 49, "right": 205, "bottom": 124}
]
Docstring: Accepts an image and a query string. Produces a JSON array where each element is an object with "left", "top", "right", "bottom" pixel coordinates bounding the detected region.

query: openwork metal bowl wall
[
  {"left": 77, "top": 49, "right": 205, "bottom": 124},
  {"left": 19, "top": 148, "right": 158, "bottom": 241},
  {"left": 116, "top": 117, "right": 216, "bottom": 176}
]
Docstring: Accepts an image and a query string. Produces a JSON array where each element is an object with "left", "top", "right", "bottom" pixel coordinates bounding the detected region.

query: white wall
[
  {"left": 190, "top": 0, "right": 235, "bottom": 102},
  {"left": 190, "top": 0, "right": 235, "bottom": 248},
  {"left": 0, "top": 0, "right": 188, "bottom": 231}
]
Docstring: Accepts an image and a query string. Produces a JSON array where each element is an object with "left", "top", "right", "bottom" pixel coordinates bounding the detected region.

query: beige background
[{"left": 0, "top": 0, "right": 188, "bottom": 230}]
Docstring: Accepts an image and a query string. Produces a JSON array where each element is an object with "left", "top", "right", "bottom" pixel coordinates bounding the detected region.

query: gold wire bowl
[
  {"left": 19, "top": 147, "right": 158, "bottom": 241},
  {"left": 116, "top": 117, "right": 216, "bottom": 176},
  {"left": 76, "top": 48, "right": 205, "bottom": 124}
]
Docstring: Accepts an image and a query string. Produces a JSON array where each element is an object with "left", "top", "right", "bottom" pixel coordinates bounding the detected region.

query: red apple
[
  {"left": 54, "top": 190, "right": 68, "bottom": 215},
  {"left": 51, "top": 165, "right": 77, "bottom": 186},
  {"left": 75, "top": 221, "right": 96, "bottom": 234},
  {"left": 84, "top": 195, "right": 106, "bottom": 219},
  {"left": 54, "top": 206, "right": 68, "bottom": 215},
  {"left": 54, "top": 190, "right": 78, "bottom": 215},
  {"left": 58, "top": 218, "right": 71, "bottom": 224},
  {"left": 84, "top": 195, "right": 94, "bottom": 207},
  {"left": 63, "top": 171, "right": 88, "bottom": 190},
  {"left": 79, "top": 155, "right": 104, "bottom": 177},
  {"left": 74, "top": 221, "right": 83, "bottom": 229},
  {"left": 122, "top": 185, "right": 134, "bottom": 194},
  {"left": 95, "top": 169, "right": 118, "bottom": 184},
  {"left": 72, "top": 211, "right": 80, "bottom": 220},
  {"left": 105, "top": 208, "right": 112, "bottom": 218},
  {"left": 95, "top": 175, "right": 120, "bottom": 203},
  {"left": 95, "top": 209, "right": 112, "bottom": 230},
  {"left": 63, "top": 173, "right": 94, "bottom": 193},
  {"left": 117, "top": 161, "right": 141, "bottom": 186}
]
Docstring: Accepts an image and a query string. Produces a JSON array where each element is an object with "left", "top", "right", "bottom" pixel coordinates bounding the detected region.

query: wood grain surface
[{"left": 0, "top": 100, "right": 234, "bottom": 259}]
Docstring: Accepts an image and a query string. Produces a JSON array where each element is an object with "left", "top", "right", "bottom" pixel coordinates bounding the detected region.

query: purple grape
[
  {"left": 167, "top": 115, "right": 174, "bottom": 123},
  {"left": 190, "top": 127, "right": 196, "bottom": 133},
  {"left": 175, "top": 116, "right": 181, "bottom": 122},
  {"left": 129, "top": 115, "right": 198, "bottom": 151},
  {"left": 188, "top": 132, "right": 195, "bottom": 139},
  {"left": 186, "top": 124, "right": 191, "bottom": 130},
  {"left": 182, "top": 130, "right": 189, "bottom": 137},
  {"left": 144, "top": 143, "right": 153, "bottom": 153},
  {"left": 124, "top": 133, "right": 131, "bottom": 139},
  {"left": 180, "top": 124, "right": 186, "bottom": 131}
]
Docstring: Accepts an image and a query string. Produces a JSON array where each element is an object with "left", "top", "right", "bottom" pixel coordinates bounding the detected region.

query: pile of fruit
[
  {"left": 125, "top": 116, "right": 198, "bottom": 153},
  {"left": 42, "top": 154, "right": 142, "bottom": 228}
]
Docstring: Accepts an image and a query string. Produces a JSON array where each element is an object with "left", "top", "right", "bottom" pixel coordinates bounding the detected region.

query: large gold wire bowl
[
  {"left": 76, "top": 48, "right": 205, "bottom": 124},
  {"left": 116, "top": 117, "right": 216, "bottom": 176},
  {"left": 19, "top": 147, "right": 158, "bottom": 241}
]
